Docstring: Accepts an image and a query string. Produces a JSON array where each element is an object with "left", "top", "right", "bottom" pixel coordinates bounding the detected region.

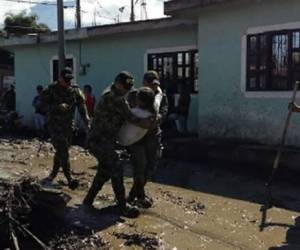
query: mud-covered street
[{"left": 0, "top": 137, "right": 300, "bottom": 250}]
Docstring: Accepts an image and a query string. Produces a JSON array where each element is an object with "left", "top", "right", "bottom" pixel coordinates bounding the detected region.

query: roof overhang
[
  {"left": 0, "top": 18, "right": 196, "bottom": 48},
  {"left": 164, "top": 0, "right": 237, "bottom": 15}
]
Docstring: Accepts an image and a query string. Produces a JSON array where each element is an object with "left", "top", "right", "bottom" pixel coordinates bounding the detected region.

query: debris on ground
[
  {"left": 157, "top": 188, "right": 205, "bottom": 214},
  {"left": 49, "top": 231, "right": 109, "bottom": 250},
  {"left": 113, "top": 232, "right": 161, "bottom": 250}
]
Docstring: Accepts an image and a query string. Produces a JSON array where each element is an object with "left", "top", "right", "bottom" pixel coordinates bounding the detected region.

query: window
[
  {"left": 246, "top": 29, "right": 300, "bottom": 91},
  {"left": 148, "top": 50, "right": 198, "bottom": 93},
  {"left": 51, "top": 57, "right": 74, "bottom": 82}
]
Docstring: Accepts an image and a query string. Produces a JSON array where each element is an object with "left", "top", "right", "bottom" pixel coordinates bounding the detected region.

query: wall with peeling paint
[
  {"left": 13, "top": 26, "right": 198, "bottom": 130},
  {"left": 196, "top": 0, "right": 300, "bottom": 146}
]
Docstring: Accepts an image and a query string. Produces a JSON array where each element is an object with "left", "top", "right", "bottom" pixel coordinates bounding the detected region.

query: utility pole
[
  {"left": 76, "top": 0, "right": 81, "bottom": 29},
  {"left": 140, "top": 0, "right": 148, "bottom": 20},
  {"left": 57, "top": 0, "right": 66, "bottom": 76},
  {"left": 130, "top": 0, "right": 135, "bottom": 22}
]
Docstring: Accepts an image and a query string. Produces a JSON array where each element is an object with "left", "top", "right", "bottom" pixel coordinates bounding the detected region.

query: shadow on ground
[
  {"left": 24, "top": 205, "right": 123, "bottom": 249},
  {"left": 123, "top": 157, "right": 300, "bottom": 213},
  {"left": 269, "top": 216, "right": 300, "bottom": 249}
]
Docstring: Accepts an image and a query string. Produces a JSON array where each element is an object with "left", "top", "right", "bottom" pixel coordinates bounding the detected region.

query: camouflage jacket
[
  {"left": 89, "top": 84, "right": 142, "bottom": 142},
  {"left": 41, "top": 82, "right": 89, "bottom": 130}
]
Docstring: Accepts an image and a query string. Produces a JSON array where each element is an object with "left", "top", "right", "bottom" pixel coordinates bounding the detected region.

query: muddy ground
[{"left": 0, "top": 137, "right": 300, "bottom": 250}]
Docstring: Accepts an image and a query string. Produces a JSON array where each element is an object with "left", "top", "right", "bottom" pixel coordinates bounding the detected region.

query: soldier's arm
[
  {"left": 127, "top": 89, "right": 138, "bottom": 108},
  {"left": 41, "top": 85, "right": 64, "bottom": 113},
  {"left": 120, "top": 98, "right": 153, "bottom": 129},
  {"left": 75, "top": 88, "right": 90, "bottom": 125}
]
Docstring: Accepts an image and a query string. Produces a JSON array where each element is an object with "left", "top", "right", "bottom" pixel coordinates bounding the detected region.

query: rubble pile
[{"left": 0, "top": 177, "right": 68, "bottom": 249}]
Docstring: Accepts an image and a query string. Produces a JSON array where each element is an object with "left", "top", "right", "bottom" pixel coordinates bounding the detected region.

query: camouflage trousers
[
  {"left": 128, "top": 134, "right": 161, "bottom": 200},
  {"left": 84, "top": 138, "right": 126, "bottom": 207},
  {"left": 48, "top": 126, "right": 73, "bottom": 182}
]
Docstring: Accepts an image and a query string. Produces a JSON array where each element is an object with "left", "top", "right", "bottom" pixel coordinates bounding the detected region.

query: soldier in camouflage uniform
[
  {"left": 41, "top": 68, "right": 90, "bottom": 189},
  {"left": 127, "top": 70, "right": 168, "bottom": 208},
  {"left": 83, "top": 71, "right": 153, "bottom": 218}
]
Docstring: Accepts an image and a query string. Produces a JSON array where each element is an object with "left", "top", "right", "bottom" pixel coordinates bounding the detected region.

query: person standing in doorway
[
  {"left": 32, "top": 85, "right": 47, "bottom": 137},
  {"left": 3, "top": 84, "right": 16, "bottom": 112},
  {"left": 41, "top": 67, "right": 90, "bottom": 189},
  {"left": 83, "top": 84, "right": 96, "bottom": 118},
  {"left": 176, "top": 84, "right": 191, "bottom": 134}
]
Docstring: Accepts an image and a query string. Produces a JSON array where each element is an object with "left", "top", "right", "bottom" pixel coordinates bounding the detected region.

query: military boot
[{"left": 118, "top": 203, "right": 140, "bottom": 218}]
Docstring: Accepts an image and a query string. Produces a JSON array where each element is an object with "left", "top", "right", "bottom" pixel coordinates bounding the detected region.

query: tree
[{"left": 4, "top": 11, "right": 50, "bottom": 35}]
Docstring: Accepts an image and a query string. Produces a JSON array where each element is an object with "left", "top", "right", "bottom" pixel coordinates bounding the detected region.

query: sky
[{"left": 0, "top": 0, "right": 165, "bottom": 30}]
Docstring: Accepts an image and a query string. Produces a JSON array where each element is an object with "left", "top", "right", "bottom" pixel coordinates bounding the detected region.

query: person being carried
[
  {"left": 83, "top": 71, "right": 154, "bottom": 218},
  {"left": 118, "top": 87, "right": 156, "bottom": 147},
  {"left": 126, "top": 71, "right": 168, "bottom": 208},
  {"left": 118, "top": 87, "right": 157, "bottom": 208},
  {"left": 41, "top": 67, "right": 90, "bottom": 189}
]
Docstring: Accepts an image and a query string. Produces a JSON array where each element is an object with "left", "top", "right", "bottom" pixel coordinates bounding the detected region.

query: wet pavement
[{"left": 0, "top": 137, "right": 300, "bottom": 249}]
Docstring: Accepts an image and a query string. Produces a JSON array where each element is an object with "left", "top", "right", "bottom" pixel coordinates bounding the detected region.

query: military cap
[
  {"left": 143, "top": 70, "right": 160, "bottom": 85},
  {"left": 61, "top": 67, "right": 74, "bottom": 80}
]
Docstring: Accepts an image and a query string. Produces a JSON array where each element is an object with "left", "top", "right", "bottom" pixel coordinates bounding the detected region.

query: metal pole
[
  {"left": 260, "top": 80, "right": 299, "bottom": 232},
  {"left": 130, "top": 0, "right": 135, "bottom": 22},
  {"left": 267, "top": 80, "right": 299, "bottom": 187},
  {"left": 57, "top": 0, "right": 66, "bottom": 76},
  {"left": 76, "top": 0, "right": 81, "bottom": 29}
]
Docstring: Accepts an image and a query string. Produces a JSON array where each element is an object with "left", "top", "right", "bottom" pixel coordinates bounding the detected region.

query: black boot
[
  {"left": 134, "top": 196, "right": 153, "bottom": 209},
  {"left": 118, "top": 203, "right": 140, "bottom": 218},
  {"left": 127, "top": 188, "right": 137, "bottom": 205}
]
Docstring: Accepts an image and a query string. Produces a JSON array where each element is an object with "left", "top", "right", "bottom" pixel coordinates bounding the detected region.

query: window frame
[
  {"left": 50, "top": 55, "right": 76, "bottom": 83},
  {"left": 246, "top": 29, "right": 300, "bottom": 92},
  {"left": 146, "top": 49, "right": 198, "bottom": 94}
]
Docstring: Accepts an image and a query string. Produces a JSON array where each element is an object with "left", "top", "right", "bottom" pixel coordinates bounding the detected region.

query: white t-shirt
[
  {"left": 118, "top": 87, "right": 163, "bottom": 146},
  {"left": 118, "top": 108, "right": 153, "bottom": 146}
]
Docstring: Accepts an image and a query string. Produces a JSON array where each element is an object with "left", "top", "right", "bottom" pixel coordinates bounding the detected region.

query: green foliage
[{"left": 4, "top": 11, "right": 50, "bottom": 35}]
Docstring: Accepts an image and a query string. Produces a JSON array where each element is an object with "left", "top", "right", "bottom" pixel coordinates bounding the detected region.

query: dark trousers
[
  {"left": 84, "top": 140, "right": 126, "bottom": 207},
  {"left": 49, "top": 127, "right": 72, "bottom": 182},
  {"left": 128, "top": 134, "right": 161, "bottom": 200}
]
